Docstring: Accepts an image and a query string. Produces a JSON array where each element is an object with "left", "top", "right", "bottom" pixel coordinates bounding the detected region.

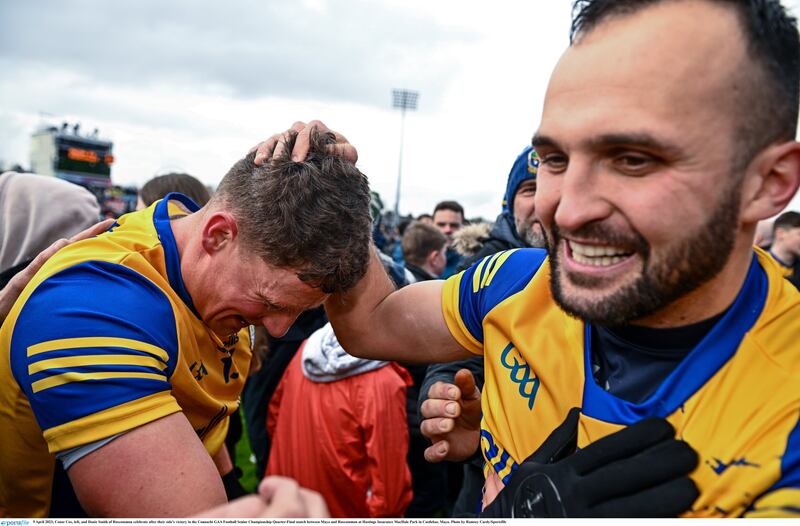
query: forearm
[
  {"left": 326, "top": 247, "right": 469, "bottom": 364},
  {"left": 325, "top": 247, "right": 394, "bottom": 358}
]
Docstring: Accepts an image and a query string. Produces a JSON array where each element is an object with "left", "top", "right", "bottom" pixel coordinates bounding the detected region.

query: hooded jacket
[
  {"left": 456, "top": 212, "right": 527, "bottom": 272},
  {"left": 266, "top": 323, "right": 413, "bottom": 518}
]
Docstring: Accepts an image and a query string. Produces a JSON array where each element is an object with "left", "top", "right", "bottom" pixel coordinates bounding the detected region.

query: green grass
[{"left": 234, "top": 410, "right": 259, "bottom": 493}]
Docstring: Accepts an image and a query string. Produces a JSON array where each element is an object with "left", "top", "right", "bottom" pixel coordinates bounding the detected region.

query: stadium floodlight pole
[{"left": 392, "top": 89, "right": 419, "bottom": 221}]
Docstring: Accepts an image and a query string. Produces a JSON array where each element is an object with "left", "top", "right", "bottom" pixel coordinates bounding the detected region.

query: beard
[
  {"left": 517, "top": 219, "right": 547, "bottom": 249},
  {"left": 547, "top": 183, "right": 741, "bottom": 326}
]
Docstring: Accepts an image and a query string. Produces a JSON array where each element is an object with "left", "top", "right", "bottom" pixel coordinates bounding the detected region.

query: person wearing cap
[{"left": 456, "top": 146, "right": 545, "bottom": 272}]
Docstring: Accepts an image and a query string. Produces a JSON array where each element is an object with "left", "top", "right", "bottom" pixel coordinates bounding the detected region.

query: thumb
[
  {"left": 523, "top": 407, "right": 580, "bottom": 464},
  {"left": 454, "top": 368, "right": 479, "bottom": 401}
]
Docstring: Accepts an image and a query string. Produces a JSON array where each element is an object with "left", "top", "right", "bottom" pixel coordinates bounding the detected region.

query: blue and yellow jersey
[
  {"left": 0, "top": 193, "right": 250, "bottom": 518},
  {"left": 441, "top": 247, "right": 800, "bottom": 517}
]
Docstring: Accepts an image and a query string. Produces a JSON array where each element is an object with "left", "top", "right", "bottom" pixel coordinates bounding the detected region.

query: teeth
[{"left": 568, "top": 240, "right": 632, "bottom": 266}]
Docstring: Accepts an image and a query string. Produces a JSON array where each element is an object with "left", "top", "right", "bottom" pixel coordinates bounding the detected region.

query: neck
[
  {"left": 770, "top": 243, "right": 796, "bottom": 267},
  {"left": 632, "top": 234, "right": 754, "bottom": 328},
  {"left": 420, "top": 263, "right": 439, "bottom": 278}
]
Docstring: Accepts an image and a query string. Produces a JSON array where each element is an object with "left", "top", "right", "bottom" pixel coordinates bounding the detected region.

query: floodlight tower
[{"left": 392, "top": 89, "right": 419, "bottom": 219}]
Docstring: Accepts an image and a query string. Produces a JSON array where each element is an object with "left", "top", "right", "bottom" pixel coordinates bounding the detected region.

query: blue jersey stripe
[
  {"left": 457, "top": 249, "right": 547, "bottom": 345},
  {"left": 9, "top": 260, "right": 180, "bottom": 431}
]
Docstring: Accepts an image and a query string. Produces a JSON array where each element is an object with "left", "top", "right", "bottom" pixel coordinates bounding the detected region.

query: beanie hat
[{"left": 502, "top": 146, "right": 539, "bottom": 217}]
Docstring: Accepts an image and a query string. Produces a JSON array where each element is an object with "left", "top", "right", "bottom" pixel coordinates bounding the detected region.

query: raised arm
[{"left": 325, "top": 247, "right": 471, "bottom": 364}]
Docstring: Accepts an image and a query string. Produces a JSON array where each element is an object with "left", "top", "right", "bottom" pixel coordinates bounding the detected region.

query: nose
[
  {"left": 552, "top": 160, "right": 612, "bottom": 234},
  {"left": 261, "top": 312, "right": 300, "bottom": 338}
]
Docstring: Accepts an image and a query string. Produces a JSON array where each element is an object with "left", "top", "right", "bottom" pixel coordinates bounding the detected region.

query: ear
[
  {"left": 740, "top": 141, "right": 800, "bottom": 223},
  {"left": 200, "top": 212, "right": 240, "bottom": 256},
  {"left": 425, "top": 249, "right": 440, "bottom": 268}
]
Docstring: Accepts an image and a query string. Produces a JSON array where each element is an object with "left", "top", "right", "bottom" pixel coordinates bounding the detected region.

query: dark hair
[
  {"left": 397, "top": 217, "right": 414, "bottom": 237},
  {"left": 140, "top": 173, "right": 211, "bottom": 207},
  {"left": 416, "top": 213, "right": 433, "bottom": 221},
  {"left": 402, "top": 222, "right": 447, "bottom": 266},
  {"left": 570, "top": 0, "right": 800, "bottom": 166},
  {"left": 774, "top": 210, "right": 800, "bottom": 232},
  {"left": 433, "top": 200, "right": 465, "bottom": 219},
  {"left": 213, "top": 130, "right": 372, "bottom": 294}
]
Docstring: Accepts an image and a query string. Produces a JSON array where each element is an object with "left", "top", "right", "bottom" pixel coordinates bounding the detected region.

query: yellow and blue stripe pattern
[
  {"left": 9, "top": 260, "right": 178, "bottom": 433},
  {"left": 0, "top": 192, "right": 251, "bottom": 517},
  {"left": 453, "top": 248, "right": 547, "bottom": 346}
]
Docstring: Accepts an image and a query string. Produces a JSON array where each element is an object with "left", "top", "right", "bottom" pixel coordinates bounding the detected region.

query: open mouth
[{"left": 566, "top": 239, "right": 635, "bottom": 267}]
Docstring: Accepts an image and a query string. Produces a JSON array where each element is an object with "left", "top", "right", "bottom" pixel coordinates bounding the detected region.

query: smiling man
[
  {"left": 266, "top": 0, "right": 800, "bottom": 518},
  {"left": 0, "top": 130, "right": 372, "bottom": 517}
]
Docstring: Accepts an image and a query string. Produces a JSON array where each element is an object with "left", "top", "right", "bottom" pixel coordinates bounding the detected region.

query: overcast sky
[{"left": 2, "top": 0, "right": 800, "bottom": 219}]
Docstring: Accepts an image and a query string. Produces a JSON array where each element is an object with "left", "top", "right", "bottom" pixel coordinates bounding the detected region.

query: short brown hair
[
  {"left": 402, "top": 221, "right": 446, "bottom": 267},
  {"left": 213, "top": 130, "right": 372, "bottom": 293}
]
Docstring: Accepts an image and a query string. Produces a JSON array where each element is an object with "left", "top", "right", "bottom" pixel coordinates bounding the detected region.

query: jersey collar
[
  {"left": 581, "top": 252, "right": 768, "bottom": 424},
  {"left": 768, "top": 249, "right": 793, "bottom": 269},
  {"left": 152, "top": 192, "right": 201, "bottom": 319}
]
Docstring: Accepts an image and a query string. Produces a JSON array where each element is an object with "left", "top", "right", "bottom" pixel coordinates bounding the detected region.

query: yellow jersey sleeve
[
  {"left": 8, "top": 260, "right": 182, "bottom": 453},
  {"left": 440, "top": 248, "right": 548, "bottom": 356}
]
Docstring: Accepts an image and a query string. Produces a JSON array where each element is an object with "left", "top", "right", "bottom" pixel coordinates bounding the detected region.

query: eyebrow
[
  {"left": 531, "top": 133, "right": 559, "bottom": 150},
  {"left": 532, "top": 132, "right": 683, "bottom": 157}
]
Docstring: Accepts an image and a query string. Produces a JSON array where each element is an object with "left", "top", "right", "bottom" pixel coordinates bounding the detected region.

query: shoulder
[
  {"left": 8, "top": 261, "right": 181, "bottom": 442},
  {"left": 441, "top": 249, "right": 547, "bottom": 348},
  {"left": 11, "top": 260, "right": 179, "bottom": 360},
  {"left": 459, "top": 248, "right": 547, "bottom": 304}
]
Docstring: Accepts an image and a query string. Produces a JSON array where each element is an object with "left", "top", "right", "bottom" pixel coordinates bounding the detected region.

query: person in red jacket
[{"left": 266, "top": 322, "right": 413, "bottom": 518}]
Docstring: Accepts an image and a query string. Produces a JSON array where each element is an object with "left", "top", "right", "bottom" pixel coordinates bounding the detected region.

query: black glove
[{"left": 481, "top": 408, "right": 699, "bottom": 518}]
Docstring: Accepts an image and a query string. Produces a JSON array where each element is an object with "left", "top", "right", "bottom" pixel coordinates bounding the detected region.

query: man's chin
[{"left": 550, "top": 267, "right": 654, "bottom": 326}]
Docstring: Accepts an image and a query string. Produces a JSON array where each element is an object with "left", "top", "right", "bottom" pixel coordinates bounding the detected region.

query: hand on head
[{"left": 250, "top": 120, "right": 358, "bottom": 165}]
